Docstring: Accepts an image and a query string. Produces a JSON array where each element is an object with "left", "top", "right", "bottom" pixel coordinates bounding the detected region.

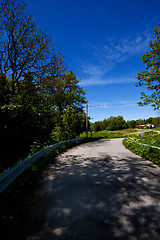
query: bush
[{"left": 123, "top": 134, "right": 160, "bottom": 166}]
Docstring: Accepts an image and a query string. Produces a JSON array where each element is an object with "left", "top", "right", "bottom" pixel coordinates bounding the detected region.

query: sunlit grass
[{"left": 79, "top": 129, "right": 155, "bottom": 139}]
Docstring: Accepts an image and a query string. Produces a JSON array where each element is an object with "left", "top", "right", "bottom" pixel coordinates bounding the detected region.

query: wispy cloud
[
  {"left": 88, "top": 30, "right": 153, "bottom": 64},
  {"left": 80, "top": 76, "right": 135, "bottom": 86},
  {"left": 80, "top": 31, "right": 153, "bottom": 86}
]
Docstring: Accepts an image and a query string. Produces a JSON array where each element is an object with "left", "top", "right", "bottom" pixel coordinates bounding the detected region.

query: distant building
[
  {"left": 134, "top": 125, "right": 145, "bottom": 129},
  {"left": 145, "top": 124, "right": 155, "bottom": 129},
  {"left": 134, "top": 124, "right": 154, "bottom": 129}
]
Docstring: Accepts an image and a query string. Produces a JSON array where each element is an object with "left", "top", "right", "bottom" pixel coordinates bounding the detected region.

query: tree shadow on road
[{"left": 21, "top": 142, "right": 160, "bottom": 240}]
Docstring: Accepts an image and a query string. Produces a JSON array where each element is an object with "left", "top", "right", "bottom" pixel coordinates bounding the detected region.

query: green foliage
[
  {"left": 91, "top": 121, "right": 103, "bottom": 131},
  {"left": 50, "top": 109, "right": 86, "bottom": 142},
  {"left": 90, "top": 115, "right": 160, "bottom": 133},
  {"left": 106, "top": 116, "right": 127, "bottom": 131},
  {"left": 135, "top": 21, "right": 160, "bottom": 110},
  {"left": 0, "top": 73, "right": 11, "bottom": 105},
  {"left": 136, "top": 119, "right": 145, "bottom": 125},
  {"left": 127, "top": 120, "right": 136, "bottom": 128},
  {"left": 152, "top": 117, "right": 160, "bottom": 127},
  {"left": 80, "top": 128, "right": 142, "bottom": 139},
  {"left": 0, "top": 72, "right": 86, "bottom": 172},
  {"left": 62, "top": 108, "right": 86, "bottom": 139},
  {"left": 91, "top": 116, "right": 127, "bottom": 131},
  {"left": 0, "top": 0, "right": 87, "bottom": 172},
  {"left": 123, "top": 132, "right": 160, "bottom": 165},
  {"left": 0, "top": 90, "right": 52, "bottom": 170},
  {"left": 50, "top": 126, "right": 64, "bottom": 143},
  {"left": 42, "top": 70, "right": 86, "bottom": 114}
]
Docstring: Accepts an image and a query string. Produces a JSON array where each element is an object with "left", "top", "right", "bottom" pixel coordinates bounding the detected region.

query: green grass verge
[
  {"left": 123, "top": 131, "right": 160, "bottom": 166},
  {"left": 80, "top": 128, "right": 147, "bottom": 139}
]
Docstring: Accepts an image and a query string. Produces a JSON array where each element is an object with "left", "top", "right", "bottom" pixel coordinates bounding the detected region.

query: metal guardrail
[
  {"left": 135, "top": 142, "right": 160, "bottom": 150},
  {"left": 0, "top": 138, "right": 84, "bottom": 193},
  {"left": 125, "top": 137, "right": 160, "bottom": 150}
]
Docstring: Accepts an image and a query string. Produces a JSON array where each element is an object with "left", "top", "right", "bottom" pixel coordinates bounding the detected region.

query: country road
[{"left": 26, "top": 139, "right": 160, "bottom": 240}]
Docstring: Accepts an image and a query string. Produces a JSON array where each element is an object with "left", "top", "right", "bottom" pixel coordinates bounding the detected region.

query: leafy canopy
[
  {"left": 0, "top": 0, "right": 86, "bottom": 172},
  {"left": 136, "top": 21, "right": 160, "bottom": 110}
]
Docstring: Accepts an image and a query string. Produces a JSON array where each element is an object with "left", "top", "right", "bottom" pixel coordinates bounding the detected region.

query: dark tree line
[{"left": 0, "top": 0, "right": 86, "bottom": 172}]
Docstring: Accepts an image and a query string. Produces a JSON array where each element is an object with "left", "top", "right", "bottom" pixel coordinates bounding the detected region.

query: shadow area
[{"left": 23, "top": 145, "right": 160, "bottom": 240}]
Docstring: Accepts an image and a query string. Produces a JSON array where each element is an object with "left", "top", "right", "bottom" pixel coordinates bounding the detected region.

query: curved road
[{"left": 27, "top": 139, "right": 160, "bottom": 240}]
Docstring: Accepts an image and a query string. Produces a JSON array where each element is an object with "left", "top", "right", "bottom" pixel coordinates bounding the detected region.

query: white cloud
[
  {"left": 79, "top": 31, "right": 153, "bottom": 86},
  {"left": 82, "top": 64, "right": 104, "bottom": 78},
  {"left": 97, "top": 31, "right": 152, "bottom": 63},
  {"left": 80, "top": 76, "right": 135, "bottom": 86}
]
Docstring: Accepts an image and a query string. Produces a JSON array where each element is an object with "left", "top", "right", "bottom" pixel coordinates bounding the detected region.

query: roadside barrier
[
  {"left": 0, "top": 138, "right": 84, "bottom": 193},
  {"left": 135, "top": 142, "right": 160, "bottom": 150},
  {"left": 125, "top": 137, "right": 160, "bottom": 150}
]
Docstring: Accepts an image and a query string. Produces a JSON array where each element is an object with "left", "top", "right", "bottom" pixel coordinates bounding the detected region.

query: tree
[
  {"left": 106, "top": 116, "right": 127, "bottom": 131},
  {"left": 91, "top": 121, "right": 103, "bottom": 131},
  {"left": 102, "top": 118, "right": 108, "bottom": 130},
  {"left": 0, "top": 0, "right": 86, "bottom": 171},
  {"left": 43, "top": 70, "right": 86, "bottom": 115},
  {"left": 127, "top": 120, "right": 136, "bottom": 129},
  {"left": 135, "top": 22, "right": 160, "bottom": 110},
  {"left": 62, "top": 108, "right": 86, "bottom": 140},
  {"left": 0, "top": 74, "right": 56, "bottom": 170},
  {"left": 0, "top": 73, "right": 11, "bottom": 105},
  {"left": 136, "top": 119, "right": 145, "bottom": 125},
  {"left": 0, "top": 0, "right": 65, "bottom": 93},
  {"left": 146, "top": 117, "right": 154, "bottom": 124},
  {"left": 152, "top": 117, "right": 160, "bottom": 127}
]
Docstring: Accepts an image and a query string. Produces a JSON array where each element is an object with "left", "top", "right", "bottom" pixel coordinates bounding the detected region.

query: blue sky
[{"left": 25, "top": 0, "right": 160, "bottom": 122}]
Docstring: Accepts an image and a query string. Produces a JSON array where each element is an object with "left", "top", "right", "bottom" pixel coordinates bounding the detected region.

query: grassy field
[{"left": 79, "top": 128, "right": 155, "bottom": 139}]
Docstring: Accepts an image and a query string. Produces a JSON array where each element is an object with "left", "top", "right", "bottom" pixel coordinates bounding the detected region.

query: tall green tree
[
  {"left": 0, "top": 0, "right": 86, "bottom": 172},
  {"left": 43, "top": 70, "right": 86, "bottom": 115},
  {"left": 136, "top": 119, "right": 145, "bottom": 125},
  {"left": 0, "top": 74, "right": 56, "bottom": 170},
  {"left": 152, "top": 117, "right": 160, "bottom": 127},
  {"left": 136, "top": 22, "right": 160, "bottom": 110},
  {"left": 62, "top": 108, "right": 86, "bottom": 140},
  {"left": 46, "top": 71, "right": 86, "bottom": 140},
  {"left": 106, "top": 116, "right": 127, "bottom": 131},
  {"left": 90, "top": 121, "right": 103, "bottom": 131},
  {"left": 127, "top": 120, "right": 136, "bottom": 129}
]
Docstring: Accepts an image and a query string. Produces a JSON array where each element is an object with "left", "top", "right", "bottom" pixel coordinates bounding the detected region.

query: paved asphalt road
[{"left": 26, "top": 139, "right": 160, "bottom": 240}]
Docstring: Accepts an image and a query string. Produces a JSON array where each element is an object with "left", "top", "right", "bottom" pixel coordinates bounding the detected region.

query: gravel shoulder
[{"left": 25, "top": 138, "right": 160, "bottom": 240}]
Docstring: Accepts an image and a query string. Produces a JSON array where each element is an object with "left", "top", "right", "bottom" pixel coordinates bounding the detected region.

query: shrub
[{"left": 123, "top": 135, "right": 160, "bottom": 166}]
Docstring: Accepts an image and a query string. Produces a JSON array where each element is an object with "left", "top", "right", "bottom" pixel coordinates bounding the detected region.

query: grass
[
  {"left": 123, "top": 131, "right": 160, "bottom": 166},
  {"left": 80, "top": 128, "right": 151, "bottom": 139}
]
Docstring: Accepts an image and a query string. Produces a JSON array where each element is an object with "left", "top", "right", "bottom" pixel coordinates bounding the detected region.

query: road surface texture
[{"left": 26, "top": 139, "right": 160, "bottom": 240}]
